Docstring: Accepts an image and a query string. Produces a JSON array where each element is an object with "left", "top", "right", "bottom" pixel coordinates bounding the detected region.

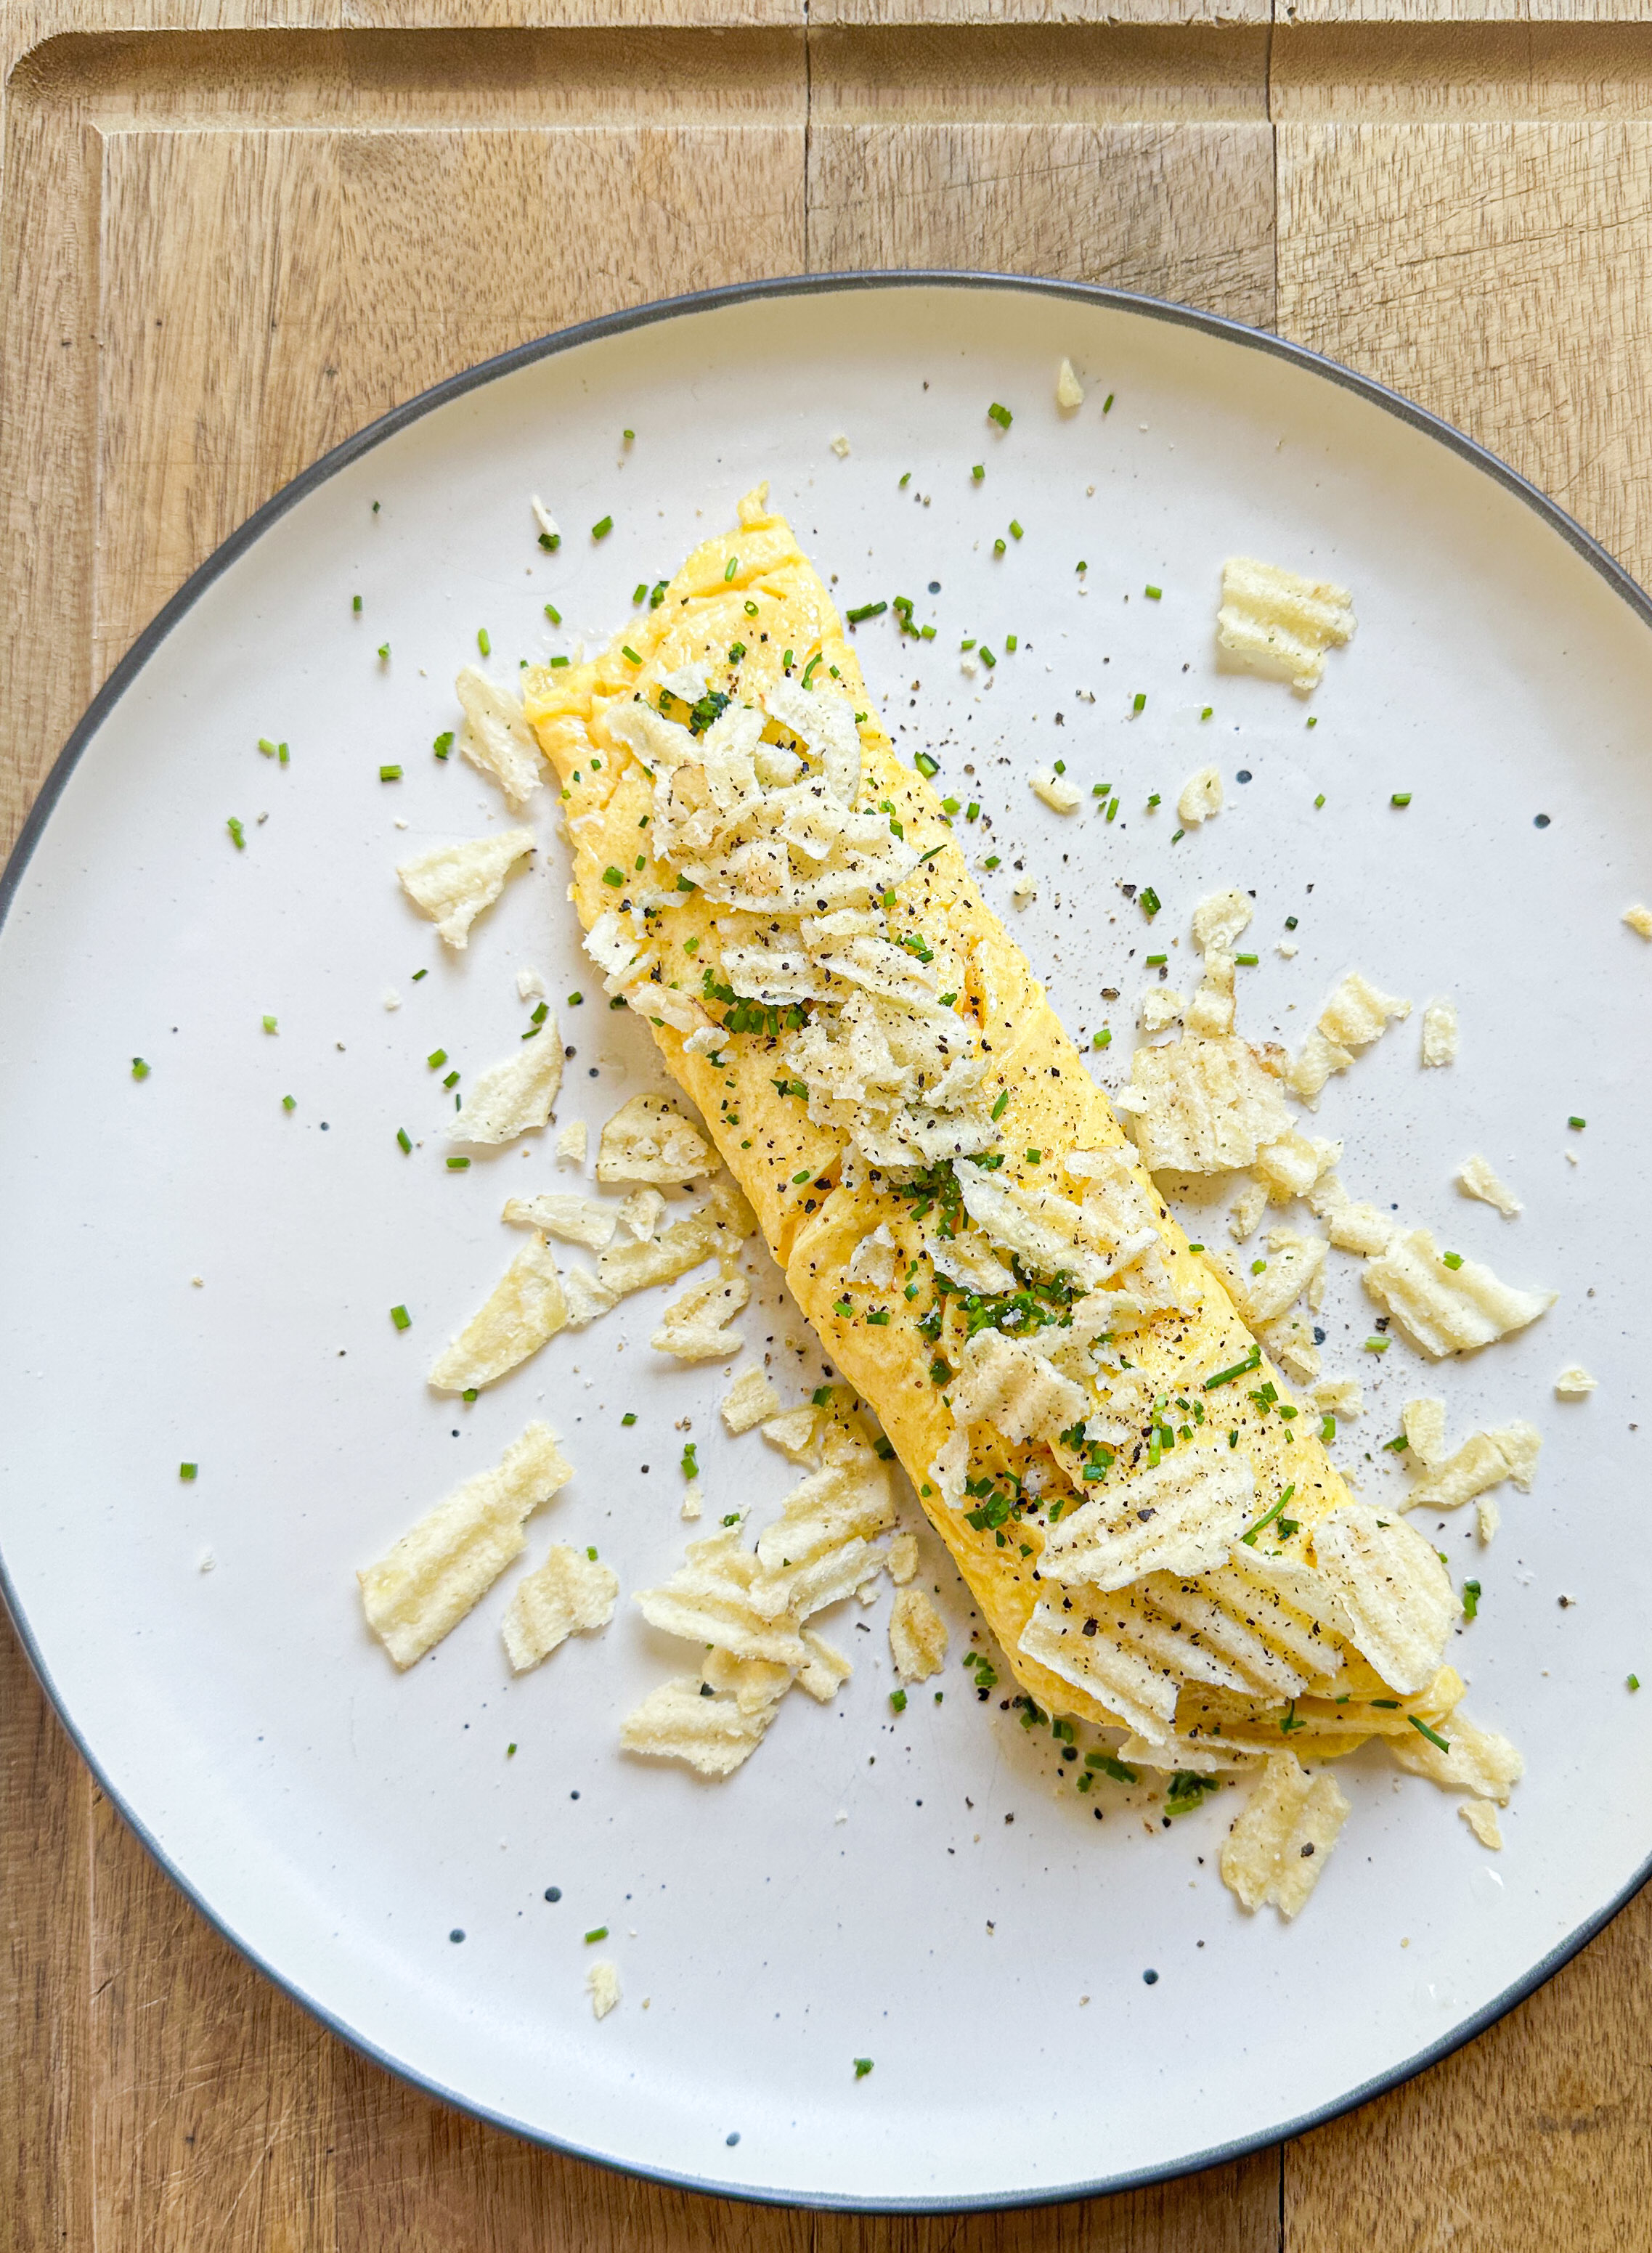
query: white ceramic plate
[{"left": 4, "top": 277, "right": 1651, "bottom": 2210}]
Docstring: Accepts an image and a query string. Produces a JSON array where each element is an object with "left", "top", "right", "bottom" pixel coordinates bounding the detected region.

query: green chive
[
  {"left": 584, "top": 1926, "right": 609, "bottom": 1944},
  {"left": 1093, "top": 1029, "right": 1111, "bottom": 1049},
  {"left": 915, "top": 751, "right": 940, "bottom": 778},
  {"left": 433, "top": 731, "right": 454, "bottom": 760},
  {"left": 1391, "top": 791, "right": 1412, "bottom": 807},
  {"left": 377, "top": 643, "right": 390, "bottom": 661},
  {"left": 1630, "top": 1674, "right": 1641, "bottom": 1692},
  {"left": 379, "top": 764, "right": 402, "bottom": 781},
  {"left": 1009, "top": 519, "right": 1024, "bottom": 540},
  {"left": 282, "top": 1095, "right": 296, "bottom": 1112},
  {"left": 390, "top": 1304, "right": 411, "bottom": 1331},
  {"left": 724, "top": 555, "right": 738, "bottom": 581},
  {"left": 987, "top": 402, "right": 1012, "bottom": 429},
  {"left": 744, "top": 599, "right": 759, "bottom": 616},
  {"left": 131, "top": 1056, "right": 150, "bottom": 1080},
  {"left": 601, "top": 867, "right": 623, "bottom": 887},
  {"left": 622, "top": 1411, "right": 637, "bottom": 1427},
  {"left": 1364, "top": 1335, "right": 1390, "bottom": 1354},
  {"left": 1442, "top": 1251, "right": 1464, "bottom": 1270},
  {"left": 258, "top": 736, "right": 277, "bottom": 757},
  {"left": 476, "top": 628, "right": 491, "bottom": 656},
  {"left": 846, "top": 600, "right": 887, "bottom": 625},
  {"left": 890, "top": 1688, "right": 908, "bottom": 1713},
  {"left": 622, "top": 645, "right": 642, "bottom": 665},
  {"left": 1568, "top": 1115, "right": 1586, "bottom": 1130},
  {"left": 854, "top": 2058, "right": 874, "bottom": 2079},
  {"left": 427, "top": 1048, "right": 447, "bottom": 1069},
  {"left": 179, "top": 1462, "right": 197, "bottom": 1480},
  {"left": 1462, "top": 1579, "right": 1481, "bottom": 1619},
  {"left": 1409, "top": 1715, "right": 1451, "bottom": 1753},
  {"left": 352, "top": 595, "right": 362, "bottom": 614},
  {"left": 447, "top": 1155, "right": 470, "bottom": 1170},
  {"left": 1139, "top": 886, "right": 1161, "bottom": 917},
  {"left": 591, "top": 516, "right": 613, "bottom": 540},
  {"left": 991, "top": 1091, "right": 1009, "bottom": 1120},
  {"left": 1006, "top": 635, "right": 1018, "bottom": 652},
  {"left": 1132, "top": 693, "right": 1146, "bottom": 714},
  {"left": 396, "top": 1128, "right": 412, "bottom": 1152},
  {"left": 227, "top": 817, "right": 245, "bottom": 850}
]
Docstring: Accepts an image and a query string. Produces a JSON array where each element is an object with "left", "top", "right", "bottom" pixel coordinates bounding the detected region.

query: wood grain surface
[{"left": 4, "top": 11, "right": 1651, "bottom": 2249}]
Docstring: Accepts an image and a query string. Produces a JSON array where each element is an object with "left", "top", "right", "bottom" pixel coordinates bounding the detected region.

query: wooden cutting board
[{"left": 4, "top": 6, "right": 1650, "bottom": 2246}]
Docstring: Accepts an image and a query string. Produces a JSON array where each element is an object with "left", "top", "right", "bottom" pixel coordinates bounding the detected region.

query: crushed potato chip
[
  {"left": 722, "top": 1366, "right": 783, "bottom": 1434},
  {"left": 1254, "top": 1132, "right": 1340, "bottom": 1203},
  {"left": 1320, "top": 970, "right": 1411, "bottom": 1050},
  {"left": 1216, "top": 557, "right": 1356, "bottom": 693},
  {"left": 1216, "top": 1226, "right": 1327, "bottom": 1327},
  {"left": 619, "top": 1675, "right": 779, "bottom": 1776},
  {"left": 1261, "top": 1309, "right": 1321, "bottom": 1385},
  {"left": 1041, "top": 1454, "right": 1256, "bottom": 1593},
  {"left": 428, "top": 1235, "right": 568, "bottom": 1392},
  {"left": 1031, "top": 769, "right": 1081, "bottom": 814},
  {"left": 797, "top": 1629, "right": 853, "bottom": 1701},
  {"left": 452, "top": 1023, "right": 563, "bottom": 1144},
  {"left": 1456, "top": 1153, "right": 1522, "bottom": 1218},
  {"left": 680, "top": 1479, "right": 703, "bottom": 1520},
  {"left": 455, "top": 667, "right": 543, "bottom": 806},
  {"left": 502, "top": 1542, "right": 618, "bottom": 1671},
  {"left": 1191, "top": 889, "right": 1253, "bottom": 956},
  {"left": 948, "top": 1327, "right": 1086, "bottom": 1449},
  {"left": 1555, "top": 1364, "right": 1598, "bottom": 1398},
  {"left": 1055, "top": 357, "right": 1084, "bottom": 410},
  {"left": 846, "top": 1221, "right": 898, "bottom": 1290},
  {"left": 358, "top": 1422, "right": 572, "bottom": 1667},
  {"left": 1405, "top": 1422, "right": 1540, "bottom": 1512},
  {"left": 1219, "top": 1753, "right": 1351, "bottom": 1917},
  {"left": 1401, "top": 1396, "right": 1446, "bottom": 1467},
  {"left": 1420, "top": 998, "right": 1459, "bottom": 1067},
  {"left": 1017, "top": 1597, "right": 1179, "bottom": 1740},
  {"left": 562, "top": 1266, "right": 619, "bottom": 1329},
  {"left": 1312, "top": 1505, "right": 1454, "bottom": 1695},
  {"left": 702, "top": 1645, "right": 795, "bottom": 1714},
  {"left": 587, "top": 1959, "right": 621, "bottom": 2018},
  {"left": 1124, "top": 1035, "right": 1293, "bottom": 1173},
  {"left": 1389, "top": 1710, "right": 1523, "bottom": 1803},
  {"left": 890, "top": 1586, "right": 948, "bottom": 1682},
  {"left": 1363, "top": 1227, "right": 1555, "bottom": 1358},
  {"left": 1139, "top": 987, "right": 1185, "bottom": 1035},
  {"left": 556, "top": 1119, "right": 587, "bottom": 1165},
  {"left": 396, "top": 828, "right": 536, "bottom": 950},
  {"left": 1226, "top": 1180, "right": 1269, "bottom": 1243},
  {"left": 596, "top": 1178, "right": 752, "bottom": 1298},
  {"left": 1311, "top": 1377, "right": 1363, "bottom": 1419},
  {"left": 1624, "top": 904, "right": 1652, "bottom": 939},
  {"left": 1176, "top": 766, "right": 1224, "bottom": 826},
  {"left": 504, "top": 1192, "right": 616, "bottom": 1250},
  {"left": 618, "top": 1187, "right": 667, "bottom": 1241},
  {"left": 1306, "top": 1172, "right": 1395, "bottom": 1255},
  {"left": 636, "top": 1527, "right": 809, "bottom": 1667},
  {"left": 651, "top": 1271, "right": 749, "bottom": 1361},
  {"left": 1286, "top": 1029, "right": 1352, "bottom": 1107},
  {"left": 762, "top": 1405, "right": 821, "bottom": 1461},
  {"left": 752, "top": 1451, "right": 896, "bottom": 1620},
  {"left": 1459, "top": 1799, "right": 1503, "bottom": 1849},
  {"left": 597, "top": 1094, "right": 715, "bottom": 1184},
  {"left": 888, "top": 1531, "right": 919, "bottom": 1584}
]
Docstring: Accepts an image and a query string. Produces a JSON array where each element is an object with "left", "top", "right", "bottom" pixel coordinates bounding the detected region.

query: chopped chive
[
  {"left": 1391, "top": 791, "right": 1412, "bottom": 807},
  {"left": 890, "top": 1688, "right": 908, "bottom": 1713},
  {"left": 277, "top": 742, "right": 288, "bottom": 765},
  {"left": 987, "top": 402, "right": 1012, "bottom": 429},
  {"left": 476, "top": 628, "right": 491, "bottom": 657},
  {"left": 1240, "top": 1484, "right": 1295, "bottom": 1547},
  {"left": 178, "top": 1462, "right": 198, "bottom": 1482},
  {"left": 1146, "top": 952, "right": 1167, "bottom": 967},
  {"left": 442, "top": 1070, "right": 460, "bottom": 1090},
  {"left": 258, "top": 736, "right": 277, "bottom": 757},
  {"left": 980, "top": 647, "right": 996, "bottom": 669},
  {"left": 783, "top": 650, "right": 794, "bottom": 669},
  {"left": 1006, "top": 634, "right": 1018, "bottom": 653},
  {"left": 377, "top": 643, "right": 390, "bottom": 661},
  {"left": 1009, "top": 519, "right": 1023, "bottom": 541},
  {"left": 854, "top": 2058, "right": 874, "bottom": 2079},
  {"left": 131, "top": 1056, "right": 150, "bottom": 1081},
  {"left": 744, "top": 598, "right": 759, "bottom": 617},
  {"left": 591, "top": 516, "right": 612, "bottom": 541},
  {"left": 899, "top": 472, "right": 911, "bottom": 489},
  {"left": 601, "top": 867, "right": 624, "bottom": 887},
  {"left": 724, "top": 555, "right": 738, "bottom": 581},
  {"left": 584, "top": 1926, "right": 609, "bottom": 1944},
  {"left": 792, "top": 1170, "right": 812, "bottom": 1185},
  {"left": 622, "top": 1411, "right": 637, "bottom": 1427},
  {"left": 390, "top": 1304, "right": 411, "bottom": 1331},
  {"left": 549, "top": 656, "right": 569, "bottom": 668},
  {"left": 622, "top": 645, "right": 642, "bottom": 666},
  {"left": 1364, "top": 1335, "right": 1391, "bottom": 1354},
  {"left": 1234, "top": 951, "right": 1258, "bottom": 966},
  {"left": 447, "top": 1155, "right": 470, "bottom": 1170},
  {"left": 538, "top": 531, "right": 561, "bottom": 552},
  {"left": 227, "top": 816, "right": 245, "bottom": 850},
  {"left": 994, "top": 539, "right": 1006, "bottom": 558},
  {"left": 396, "top": 1128, "right": 412, "bottom": 1153},
  {"left": 261, "top": 1014, "right": 278, "bottom": 1034},
  {"left": 1630, "top": 1674, "right": 1641, "bottom": 1691},
  {"left": 427, "top": 1048, "right": 448, "bottom": 1069},
  {"left": 1319, "top": 1413, "right": 1336, "bottom": 1443},
  {"left": 1102, "top": 393, "right": 1114, "bottom": 412},
  {"left": 846, "top": 600, "right": 887, "bottom": 624},
  {"left": 282, "top": 1094, "right": 296, "bottom": 1111},
  {"left": 632, "top": 582, "right": 646, "bottom": 604},
  {"left": 972, "top": 464, "right": 985, "bottom": 482},
  {"left": 542, "top": 602, "right": 563, "bottom": 627},
  {"left": 1462, "top": 1578, "right": 1481, "bottom": 1619},
  {"left": 1093, "top": 1028, "right": 1111, "bottom": 1049},
  {"left": 1568, "top": 1115, "right": 1586, "bottom": 1130},
  {"left": 433, "top": 731, "right": 454, "bottom": 760},
  {"left": 991, "top": 1090, "right": 1009, "bottom": 1120},
  {"left": 1132, "top": 693, "right": 1146, "bottom": 714},
  {"left": 1139, "top": 886, "right": 1161, "bottom": 918},
  {"left": 915, "top": 751, "right": 940, "bottom": 779},
  {"left": 1442, "top": 1251, "right": 1464, "bottom": 1271},
  {"left": 1144, "top": 583, "right": 1163, "bottom": 600},
  {"left": 1409, "top": 1715, "right": 1451, "bottom": 1753},
  {"left": 352, "top": 595, "right": 362, "bottom": 614},
  {"left": 379, "top": 764, "right": 402, "bottom": 781},
  {"left": 411, "top": 969, "right": 427, "bottom": 982}
]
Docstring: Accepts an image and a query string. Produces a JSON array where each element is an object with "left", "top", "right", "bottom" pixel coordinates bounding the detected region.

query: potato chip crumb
[
  {"left": 1476, "top": 1493, "right": 1501, "bottom": 1543},
  {"left": 502, "top": 1543, "right": 618, "bottom": 1671},
  {"left": 1227, "top": 1180, "right": 1269, "bottom": 1243},
  {"left": 531, "top": 495, "right": 558, "bottom": 541},
  {"left": 1460, "top": 1799, "right": 1503, "bottom": 1849},
  {"left": 1191, "top": 889, "right": 1252, "bottom": 956},
  {"left": 1555, "top": 1364, "right": 1598, "bottom": 1398},
  {"left": 1125, "top": 1035, "right": 1293, "bottom": 1173},
  {"left": 890, "top": 1587, "right": 948, "bottom": 1682},
  {"left": 455, "top": 668, "right": 544, "bottom": 807},
  {"left": 1216, "top": 557, "right": 1356, "bottom": 694},
  {"left": 680, "top": 1480, "right": 704, "bottom": 1521},
  {"left": 1012, "top": 876, "right": 1038, "bottom": 909},
  {"left": 516, "top": 966, "right": 548, "bottom": 1003},
  {"left": 762, "top": 1405, "right": 820, "bottom": 1462},
  {"left": 1401, "top": 1397, "right": 1446, "bottom": 1468},
  {"left": 651, "top": 1272, "right": 749, "bottom": 1361},
  {"left": 587, "top": 1959, "right": 621, "bottom": 2018},
  {"left": 1261, "top": 1309, "right": 1320, "bottom": 1385},
  {"left": 1031, "top": 769, "right": 1081, "bottom": 815},
  {"left": 1306, "top": 1172, "right": 1394, "bottom": 1255},
  {"left": 429, "top": 1235, "right": 569, "bottom": 1392},
  {"left": 830, "top": 434, "right": 851, "bottom": 458},
  {"left": 556, "top": 1120, "right": 587, "bottom": 1166},
  {"left": 451, "top": 1019, "right": 563, "bottom": 1145},
  {"left": 1254, "top": 1131, "right": 1340, "bottom": 1203},
  {"left": 598, "top": 1095, "right": 715, "bottom": 1185},
  {"left": 1420, "top": 998, "right": 1458, "bottom": 1067},
  {"left": 198, "top": 1549, "right": 216, "bottom": 1573},
  {"left": 1219, "top": 1753, "right": 1351, "bottom": 1918},
  {"left": 620, "top": 1674, "right": 778, "bottom": 1775},
  {"left": 1363, "top": 1228, "right": 1555, "bottom": 1358},
  {"left": 1624, "top": 904, "right": 1652, "bottom": 939},
  {"left": 1311, "top": 1377, "right": 1364, "bottom": 1419},
  {"left": 383, "top": 988, "right": 402, "bottom": 1011},
  {"left": 1176, "top": 766, "right": 1223, "bottom": 826},
  {"left": 723, "top": 1366, "right": 783, "bottom": 1434},
  {"left": 562, "top": 1266, "right": 619, "bottom": 1329},
  {"left": 888, "top": 1531, "right": 919, "bottom": 1585},
  {"left": 1213, "top": 1226, "right": 1326, "bottom": 1327},
  {"left": 1389, "top": 1711, "right": 1523, "bottom": 1804},
  {"left": 359, "top": 1422, "right": 572, "bottom": 1667},
  {"left": 396, "top": 828, "right": 536, "bottom": 950},
  {"left": 1056, "top": 357, "right": 1084, "bottom": 410},
  {"left": 505, "top": 1192, "right": 615, "bottom": 1251},
  {"left": 1456, "top": 1153, "right": 1521, "bottom": 1218},
  {"left": 1138, "top": 987, "right": 1184, "bottom": 1035}
]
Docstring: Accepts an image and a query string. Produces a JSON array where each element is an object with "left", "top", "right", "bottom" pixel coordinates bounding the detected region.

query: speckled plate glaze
[{"left": 3, "top": 277, "right": 1651, "bottom": 2211}]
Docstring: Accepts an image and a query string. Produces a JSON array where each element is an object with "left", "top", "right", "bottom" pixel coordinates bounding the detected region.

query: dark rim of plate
[{"left": 2, "top": 270, "right": 1648, "bottom": 2215}]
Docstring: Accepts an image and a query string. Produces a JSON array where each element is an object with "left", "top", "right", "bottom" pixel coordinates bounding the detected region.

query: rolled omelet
[{"left": 522, "top": 486, "right": 1465, "bottom": 1774}]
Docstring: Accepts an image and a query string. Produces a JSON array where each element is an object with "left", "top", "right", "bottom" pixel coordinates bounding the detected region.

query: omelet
[{"left": 521, "top": 488, "right": 1469, "bottom": 1777}]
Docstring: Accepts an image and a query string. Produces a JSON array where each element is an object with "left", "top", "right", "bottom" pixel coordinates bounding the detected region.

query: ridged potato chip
[
  {"left": 1312, "top": 1505, "right": 1454, "bottom": 1695},
  {"left": 502, "top": 1542, "right": 617, "bottom": 1671},
  {"left": 1219, "top": 1752, "right": 1350, "bottom": 1918},
  {"left": 428, "top": 1234, "right": 568, "bottom": 1393}
]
